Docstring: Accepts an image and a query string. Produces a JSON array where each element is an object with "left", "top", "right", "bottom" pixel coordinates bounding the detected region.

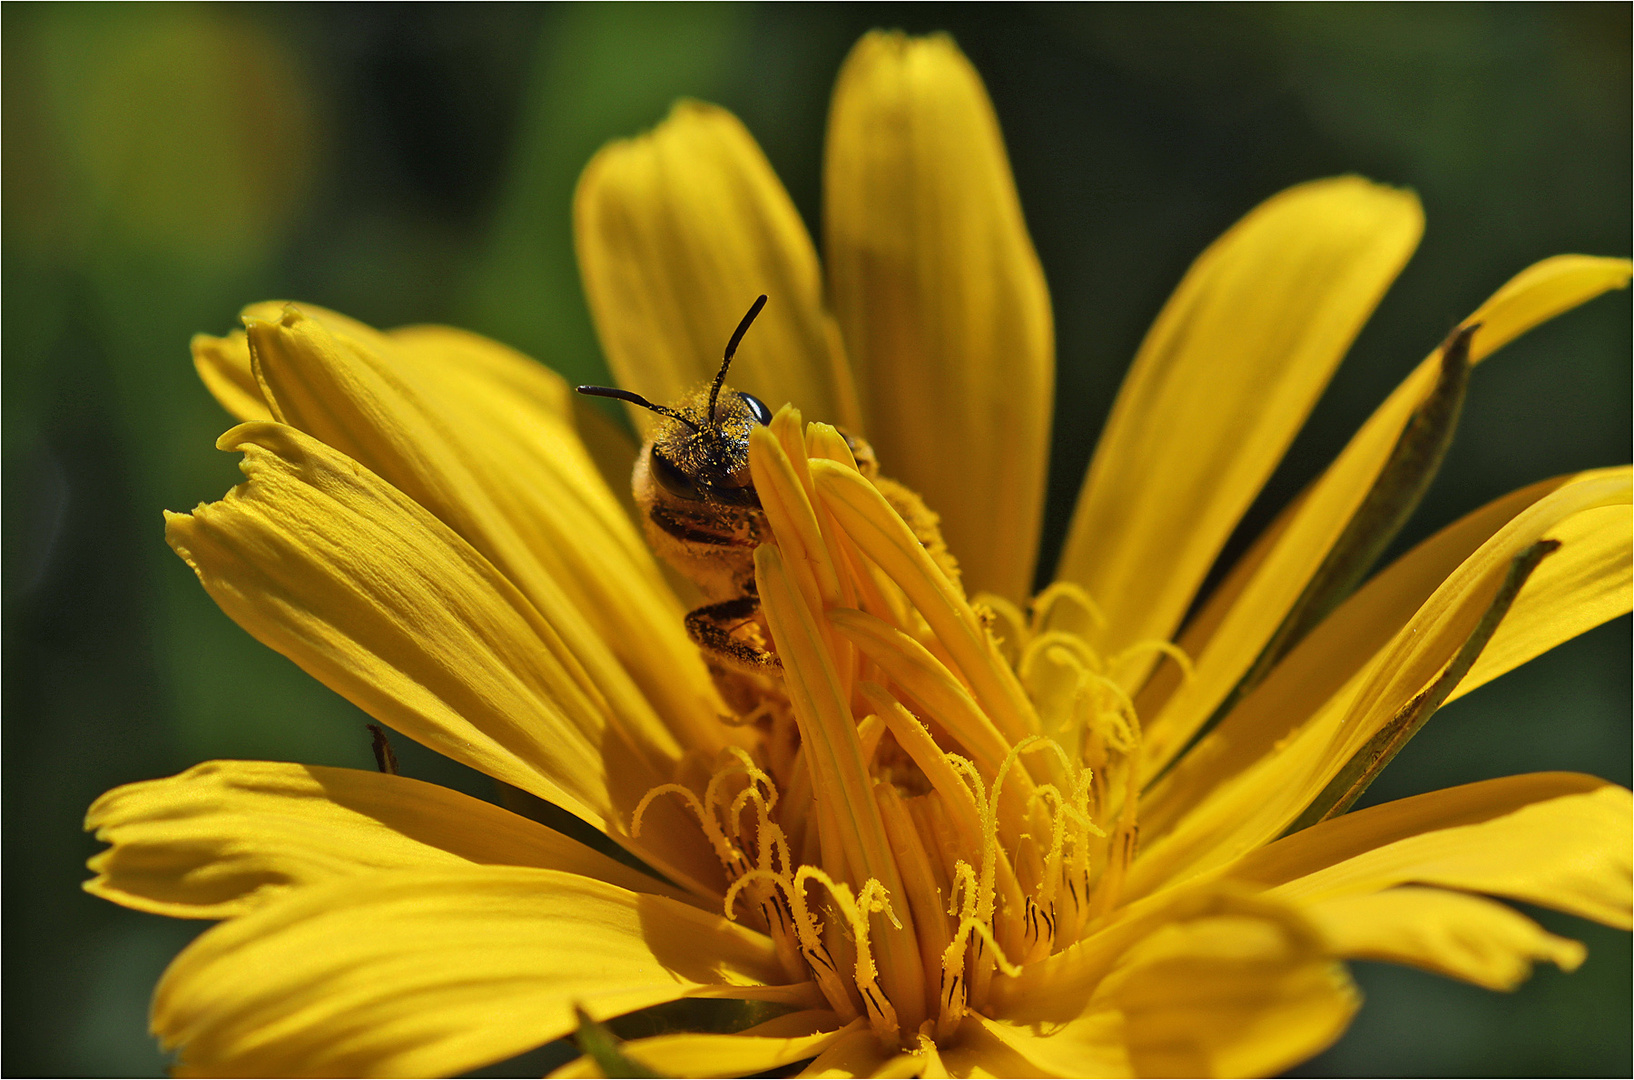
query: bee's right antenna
[
  {"left": 708, "top": 294, "right": 768, "bottom": 425},
  {"left": 575, "top": 385, "right": 701, "bottom": 432}
]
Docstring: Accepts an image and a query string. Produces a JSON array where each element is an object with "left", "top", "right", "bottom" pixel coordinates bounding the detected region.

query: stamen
[
  {"left": 722, "top": 746, "right": 779, "bottom": 808},
  {"left": 875, "top": 784, "right": 958, "bottom": 1009},
  {"left": 1110, "top": 639, "right": 1195, "bottom": 684},
  {"left": 1086, "top": 742, "right": 1143, "bottom": 921},
  {"left": 1083, "top": 671, "right": 1142, "bottom": 757},
  {"left": 971, "top": 591, "right": 1031, "bottom": 667},
  {"left": 796, "top": 868, "right": 903, "bottom": 1042},
  {"left": 861, "top": 685, "right": 983, "bottom": 846},
  {"left": 812, "top": 459, "right": 1040, "bottom": 745},
  {"left": 939, "top": 858, "right": 1022, "bottom": 1029},
  {"left": 725, "top": 867, "right": 859, "bottom": 1021},
  {"left": 750, "top": 424, "right": 839, "bottom": 615},
  {"left": 947, "top": 757, "right": 1007, "bottom": 1007},
  {"left": 914, "top": 1026, "right": 948, "bottom": 1079},
  {"left": 755, "top": 545, "right": 927, "bottom": 1033},
  {"left": 1030, "top": 581, "right": 1107, "bottom": 636},
  {"left": 831, "top": 608, "right": 1014, "bottom": 775},
  {"left": 631, "top": 784, "right": 743, "bottom": 876},
  {"left": 1019, "top": 630, "right": 1104, "bottom": 676},
  {"left": 1017, "top": 633, "right": 1104, "bottom": 759}
]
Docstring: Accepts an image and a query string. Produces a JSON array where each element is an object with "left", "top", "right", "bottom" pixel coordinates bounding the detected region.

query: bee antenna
[
  {"left": 575, "top": 385, "right": 701, "bottom": 432},
  {"left": 708, "top": 294, "right": 768, "bottom": 425}
]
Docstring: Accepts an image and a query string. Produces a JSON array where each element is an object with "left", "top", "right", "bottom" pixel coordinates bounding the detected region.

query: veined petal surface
[
  {"left": 1206, "top": 773, "right": 1630, "bottom": 989},
  {"left": 1227, "top": 773, "right": 1617, "bottom": 889},
  {"left": 1058, "top": 177, "right": 1423, "bottom": 680},
  {"left": 549, "top": 1011, "right": 850, "bottom": 1079},
  {"left": 1129, "top": 468, "right": 1631, "bottom": 894},
  {"left": 1141, "top": 256, "right": 1633, "bottom": 772},
  {"left": 165, "top": 422, "right": 721, "bottom": 895},
  {"left": 1265, "top": 782, "right": 1632, "bottom": 927},
  {"left": 988, "top": 888, "right": 1355, "bottom": 1079},
  {"left": 242, "top": 305, "right": 726, "bottom": 756},
  {"left": 1301, "top": 887, "right": 1585, "bottom": 990},
  {"left": 1141, "top": 478, "right": 1496, "bottom": 837},
  {"left": 84, "top": 760, "right": 693, "bottom": 920},
  {"left": 825, "top": 31, "right": 1053, "bottom": 602},
  {"left": 153, "top": 867, "right": 785, "bottom": 1078},
  {"left": 1451, "top": 502, "right": 1631, "bottom": 699},
  {"left": 576, "top": 101, "right": 857, "bottom": 431}
]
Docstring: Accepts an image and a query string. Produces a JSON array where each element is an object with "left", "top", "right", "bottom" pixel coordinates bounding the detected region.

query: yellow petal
[
  {"left": 165, "top": 422, "right": 720, "bottom": 897},
  {"left": 244, "top": 305, "right": 727, "bottom": 757},
  {"left": 1302, "top": 886, "right": 1585, "bottom": 991},
  {"left": 192, "top": 330, "right": 273, "bottom": 422},
  {"left": 1135, "top": 468, "right": 1632, "bottom": 884},
  {"left": 1139, "top": 480, "right": 1561, "bottom": 837},
  {"left": 793, "top": 1021, "right": 899, "bottom": 1078},
  {"left": 1227, "top": 772, "right": 1612, "bottom": 888},
  {"left": 83, "top": 760, "right": 694, "bottom": 920},
  {"left": 967, "top": 1013, "right": 1130, "bottom": 1079},
  {"left": 824, "top": 31, "right": 1052, "bottom": 602},
  {"left": 550, "top": 1011, "right": 851, "bottom": 1079},
  {"left": 1321, "top": 470, "right": 1630, "bottom": 780},
  {"left": 1141, "top": 255, "right": 1633, "bottom": 773},
  {"left": 1461, "top": 254, "right": 1633, "bottom": 358},
  {"left": 1451, "top": 502, "right": 1631, "bottom": 701},
  {"left": 1058, "top": 177, "right": 1423, "bottom": 680},
  {"left": 575, "top": 100, "right": 857, "bottom": 432},
  {"left": 1264, "top": 781, "right": 1633, "bottom": 929},
  {"left": 152, "top": 867, "right": 785, "bottom": 1078},
  {"left": 1098, "top": 901, "right": 1355, "bottom": 1079},
  {"left": 936, "top": 1015, "right": 1081, "bottom": 1078},
  {"left": 991, "top": 887, "right": 1355, "bottom": 1079}
]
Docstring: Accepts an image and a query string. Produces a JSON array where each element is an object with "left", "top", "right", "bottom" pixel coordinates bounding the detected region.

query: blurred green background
[{"left": 3, "top": 3, "right": 1628, "bottom": 1076}]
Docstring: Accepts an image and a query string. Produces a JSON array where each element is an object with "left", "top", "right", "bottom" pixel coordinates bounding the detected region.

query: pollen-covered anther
[
  {"left": 796, "top": 868, "right": 904, "bottom": 1042},
  {"left": 630, "top": 783, "right": 744, "bottom": 876},
  {"left": 937, "top": 859, "right": 1022, "bottom": 1038},
  {"left": 1109, "top": 637, "right": 1196, "bottom": 684},
  {"left": 1029, "top": 580, "right": 1107, "bottom": 637},
  {"left": 725, "top": 864, "right": 860, "bottom": 1021}
]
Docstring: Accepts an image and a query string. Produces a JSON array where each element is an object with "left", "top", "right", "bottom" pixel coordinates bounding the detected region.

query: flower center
[{"left": 634, "top": 406, "right": 1189, "bottom": 1051}]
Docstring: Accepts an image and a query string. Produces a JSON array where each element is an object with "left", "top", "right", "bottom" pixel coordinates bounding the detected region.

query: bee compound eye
[
  {"left": 738, "top": 392, "right": 772, "bottom": 426},
  {"left": 649, "top": 449, "right": 703, "bottom": 500}
]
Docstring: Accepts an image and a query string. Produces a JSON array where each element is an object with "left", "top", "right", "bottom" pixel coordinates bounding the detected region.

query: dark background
[{"left": 4, "top": 4, "right": 1628, "bottom": 1076}]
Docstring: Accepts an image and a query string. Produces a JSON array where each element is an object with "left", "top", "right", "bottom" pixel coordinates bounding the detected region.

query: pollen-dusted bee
[
  {"left": 578, "top": 295, "right": 956, "bottom": 674},
  {"left": 577, "top": 295, "right": 784, "bottom": 672}
]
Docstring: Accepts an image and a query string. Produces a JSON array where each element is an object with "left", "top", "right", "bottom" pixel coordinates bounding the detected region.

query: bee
[
  {"left": 578, "top": 295, "right": 955, "bottom": 675},
  {"left": 577, "top": 295, "right": 788, "bottom": 672}
]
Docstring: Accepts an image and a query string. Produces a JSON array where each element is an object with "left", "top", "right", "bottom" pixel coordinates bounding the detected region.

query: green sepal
[{"left": 1283, "top": 536, "right": 1559, "bottom": 835}]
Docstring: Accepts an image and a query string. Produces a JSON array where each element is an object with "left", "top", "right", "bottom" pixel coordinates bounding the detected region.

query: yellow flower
[{"left": 86, "top": 31, "right": 1631, "bottom": 1079}]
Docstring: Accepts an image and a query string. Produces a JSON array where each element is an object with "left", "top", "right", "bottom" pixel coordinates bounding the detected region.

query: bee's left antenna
[
  {"left": 708, "top": 294, "right": 768, "bottom": 424},
  {"left": 575, "top": 385, "right": 701, "bottom": 432}
]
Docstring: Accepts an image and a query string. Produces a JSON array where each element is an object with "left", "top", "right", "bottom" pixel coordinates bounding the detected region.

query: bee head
[{"left": 577, "top": 295, "right": 773, "bottom": 507}]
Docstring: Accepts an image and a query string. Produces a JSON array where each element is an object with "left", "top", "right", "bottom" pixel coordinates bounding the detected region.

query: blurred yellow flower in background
[{"left": 85, "top": 30, "right": 1631, "bottom": 1078}]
